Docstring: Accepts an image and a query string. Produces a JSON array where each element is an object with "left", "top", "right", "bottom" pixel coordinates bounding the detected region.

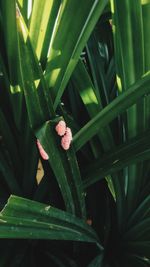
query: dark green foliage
[{"left": 0, "top": 0, "right": 149, "bottom": 266}]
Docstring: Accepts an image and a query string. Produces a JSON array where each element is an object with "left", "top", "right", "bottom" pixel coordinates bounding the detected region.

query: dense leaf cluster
[{"left": 0, "top": 0, "right": 149, "bottom": 266}]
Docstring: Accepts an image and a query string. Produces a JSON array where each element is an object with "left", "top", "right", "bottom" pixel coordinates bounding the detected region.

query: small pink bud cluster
[
  {"left": 55, "top": 120, "right": 72, "bottom": 150},
  {"left": 37, "top": 139, "right": 49, "bottom": 160}
]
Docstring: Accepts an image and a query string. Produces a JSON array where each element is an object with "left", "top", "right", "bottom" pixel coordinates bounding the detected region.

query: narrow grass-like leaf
[
  {"left": 45, "top": 0, "right": 108, "bottom": 109},
  {"left": 0, "top": 1, "right": 24, "bottom": 129},
  {"left": 0, "top": 0, "right": 21, "bottom": 85},
  {"left": 73, "top": 73, "right": 150, "bottom": 151},
  {"left": 123, "top": 218, "right": 150, "bottom": 241},
  {"left": 83, "top": 130, "right": 150, "bottom": 188},
  {"left": 29, "top": 0, "right": 61, "bottom": 64},
  {"left": 126, "top": 195, "right": 150, "bottom": 230},
  {"left": 73, "top": 60, "right": 114, "bottom": 151},
  {"left": 142, "top": 1, "right": 150, "bottom": 72},
  {"left": 111, "top": 0, "right": 146, "bottom": 216},
  {"left": 17, "top": 0, "right": 29, "bottom": 25},
  {"left": 17, "top": 12, "right": 55, "bottom": 128}
]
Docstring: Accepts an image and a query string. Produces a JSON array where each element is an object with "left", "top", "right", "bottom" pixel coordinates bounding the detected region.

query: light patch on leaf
[
  {"left": 117, "top": 75, "right": 122, "bottom": 93},
  {"left": 45, "top": 206, "right": 51, "bottom": 211},
  {"left": 0, "top": 218, "right": 7, "bottom": 223},
  {"left": 47, "top": 68, "right": 61, "bottom": 87},
  {"left": 141, "top": 0, "right": 150, "bottom": 5},
  {"left": 34, "top": 79, "right": 40, "bottom": 89},
  {"left": 10, "top": 85, "right": 21, "bottom": 94},
  {"left": 112, "top": 159, "right": 119, "bottom": 164},
  {"left": 27, "top": 0, "right": 32, "bottom": 19}
]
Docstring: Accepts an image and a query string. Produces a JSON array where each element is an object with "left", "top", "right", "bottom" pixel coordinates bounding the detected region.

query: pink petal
[
  {"left": 37, "top": 139, "right": 49, "bottom": 160},
  {"left": 55, "top": 120, "right": 66, "bottom": 136}
]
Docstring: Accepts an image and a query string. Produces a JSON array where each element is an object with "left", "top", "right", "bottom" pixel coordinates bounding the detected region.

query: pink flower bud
[
  {"left": 55, "top": 120, "right": 66, "bottom": 136},
  {"left": 61, "top": 127, "right": 72, "bottom": 150},
  {"left": 37, "top": 139, "right": 49, "bottom": 160}
]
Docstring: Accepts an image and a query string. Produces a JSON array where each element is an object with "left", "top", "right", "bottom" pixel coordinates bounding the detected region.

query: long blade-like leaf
[
  {"left": 0, "top": 195, "right": 101, "bottom": 248},
  {"left": 17, "top": 11, "right": 55, "bottom": 128},
  {"left": 45, "top": 0, "right": 108, "bottom": 109},
  {"left": 29, "top": 0, "right": 61, "bottom": 64},
  {"left": 83, "top": 130, "right": 150, "bottom": 188},
  {"left": 73, "top": 60, "right": 114, "bottom": 151},
  {"left": 73, "top": 73, "right": 150, "bottom": 151}
]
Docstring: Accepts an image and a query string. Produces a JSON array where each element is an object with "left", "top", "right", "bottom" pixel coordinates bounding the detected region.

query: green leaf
[
  {"left": 111, "top": 0, "right": 147, "bottom": 217},
  {"left": 142, "top": 0, "right": 150, "bottom": 72},
  {"left": 17, "top": 0, "right": 29, "bottom": 25},
  {"left": 29, "top": 0, "right": 61, "bottom": 64},
  {"left": 45, "top": 0, "right": 108, "bottom": 109},
  {"left": 0, "top": 195, "right": 101, "bottom": 248},
  {"left": 35, "top": 118, "right": 86, "bottom": 218},
  {"left": 85, "top": 24, "right": 113, "bottom": 105},
  {"left": 0, "top": 0, "right": 21, "bottom": 85},
  {"left": 73, "top": 73, "right": 150, "bottom": 151},
  {"left": 83, "top": 130, "right": 150, "bottom": 188},
  {"left": 16, "top": 12, "right": 55, "bottom": 128},
  {"left": 123, "top": 218, "right": 150, "bottom": 241},
  {"left": 111, "top": 0, "right": 144, "bottom": 88},
  {"left": 126, "top": 195, "right": 150, "bottom": 230},
  {"left": 0, "top": 1, "right": 24, "bottom": 129},
  {"left": 73, "top": 60, "right": 114, "bottom": 151}
]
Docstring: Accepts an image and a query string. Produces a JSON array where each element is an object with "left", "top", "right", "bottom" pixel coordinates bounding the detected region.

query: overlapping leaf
[{"left": 0, "top": 195, "right": 101, "bottom": 247}]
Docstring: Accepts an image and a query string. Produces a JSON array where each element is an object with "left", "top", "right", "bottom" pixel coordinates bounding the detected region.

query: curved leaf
[
  {"left": 83, "top": 130, "right": 150, "bottom": 188},
  {"left": 35, "top": 118, "right": 86, "bottom": 218},
  {"left": 73, "top": 73, "right": 150, "bottom": 151},
  {"left": 0, "top": 195, "right": 101, "bottom": 249},
  {"left": 45, "top": 0, "right": 108, "bottom": 109}
]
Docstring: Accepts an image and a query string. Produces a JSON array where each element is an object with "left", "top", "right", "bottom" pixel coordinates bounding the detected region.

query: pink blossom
[
  {"left": 61, "top": 127, "right": 72, "bottom": 150},
  {"left": 37, "top": 139, "right": 49, "bottom": 160},
  {"left": 55, "top": 120, "right": 66, "bottom": 136}
]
